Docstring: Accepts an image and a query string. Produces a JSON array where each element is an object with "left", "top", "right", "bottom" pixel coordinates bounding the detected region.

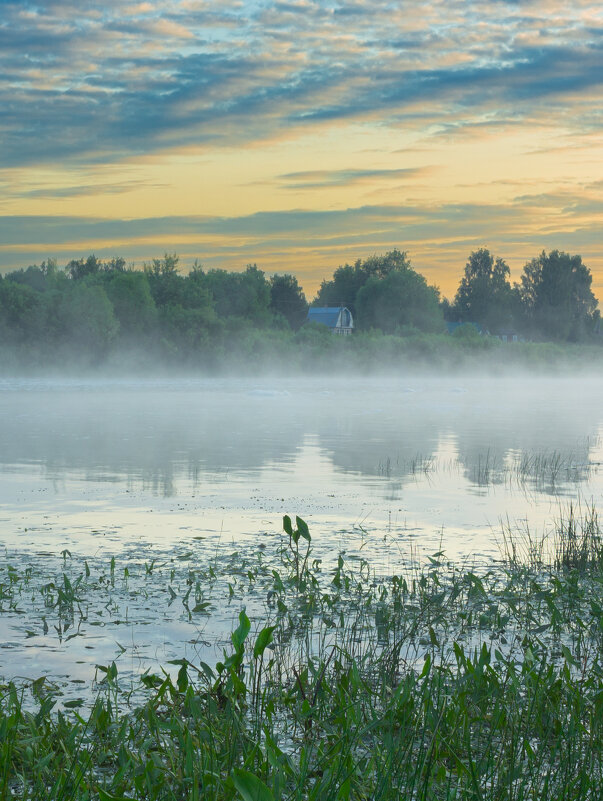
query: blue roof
[{"left": 307, "top": 307, "right": 353, "bottom": 329}]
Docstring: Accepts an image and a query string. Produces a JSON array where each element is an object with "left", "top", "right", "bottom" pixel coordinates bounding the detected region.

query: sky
[{"left": 0, "top": 0, "right": 601, "bottom": 299}]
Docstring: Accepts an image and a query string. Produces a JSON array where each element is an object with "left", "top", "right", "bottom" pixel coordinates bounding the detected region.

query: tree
[
  {"left": 67, "top": 254, "right": 103, "bottom": 280},
  {"left": 106, "top": 256, "right": 127, "bottom": 273},
  {"left": 145, "top": 254, "right": 185, "bottom": 308},
  {"left": 269, "top": 274, "right": 308, "bottom": 330},
  {"left": 0, "top": 280, "right": 45, "bottom": 344},
  {"left": 60, "top": 284, "right": 119, "bottom": 355},
  {"left": 440, "top": 296, "right": 455, "bottom": 321},
  {"left": 4, "top": 259, "right": 61, "bottom": 293},
  {"left": 204, "top": 265, "right": 271, "bottom": 325},
  {"left": 105, "top": 271, "right": 157, "bottom": 338},
  {"left": 314, "top": 250, "right": 411, "bottom": 317},
  {"left": 453, "top": 248, "right": 514, "bottom": 331},
  {"left": 356, "top": 268, "right": 444, "bottom": 334},
  {"left": 517, "top": 250, "right": 599, "bottom": 341}
]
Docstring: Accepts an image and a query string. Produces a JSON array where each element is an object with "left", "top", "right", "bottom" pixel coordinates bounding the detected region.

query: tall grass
[
  {"left": 1, "top": 516, "right": 602, "bottom": 799},
  {"left": 501, "top": 502, "right": 603, "bottom": 572}
]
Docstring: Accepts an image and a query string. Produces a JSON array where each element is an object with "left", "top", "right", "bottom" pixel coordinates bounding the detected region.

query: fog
[
  {"left": 1, "top": 374, "right": 601, "bottom": 490},
  {"left": 1, "top": 374, "right": 601, "bottom": 560}
]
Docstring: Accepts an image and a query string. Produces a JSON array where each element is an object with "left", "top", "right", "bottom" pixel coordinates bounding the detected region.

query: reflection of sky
[
  {"left": 0, "top": 2, "right": 601, "bottom": 295},
  {"left": 0, "top": 378, "right": 602, "bottom": 567}
]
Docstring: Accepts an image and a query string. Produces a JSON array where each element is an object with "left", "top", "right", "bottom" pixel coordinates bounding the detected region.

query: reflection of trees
[
  {"left": 311, "top": 395, "right": 442, "bottom": 481},
  {"left": 312, "top": 379, "right": 600, "bottom": 493},
  {"left": 450, "top": 380, "right": 598, "bottom": 490},
  {"left": 0, "top": 386, "right": 307, "bottom": 496},
  {"left": 0, "top": 378, "right": 600, "bottom": 496}
]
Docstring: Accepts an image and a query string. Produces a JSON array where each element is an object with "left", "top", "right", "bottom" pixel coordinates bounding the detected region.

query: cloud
[
  {"left": 0, "top": 1, "right": 600, "bottom": 295},
  {"left": 5, "top": 180, "right": 165, "bottom": 200},
  {"left": 274, "top": 167, "right": 431, "bottom": 188},
  {"left": 0, "top": 0, "right": 600, "bottom": 167},
  {"left": 1, "top": 189, "right": 600, "bottom": 292}
]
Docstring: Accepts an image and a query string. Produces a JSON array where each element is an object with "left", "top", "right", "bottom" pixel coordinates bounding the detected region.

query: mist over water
[{"left": 1, "top": 374, "right": 601, "bottom": 557}]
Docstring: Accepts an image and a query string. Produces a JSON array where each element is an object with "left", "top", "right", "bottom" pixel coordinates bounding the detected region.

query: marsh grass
[
  {"left": 0, "top": 516, "right": 602, "bottom": 800},
  {"left": 501, "top": 502, "right": 603, "bottom": 573}
]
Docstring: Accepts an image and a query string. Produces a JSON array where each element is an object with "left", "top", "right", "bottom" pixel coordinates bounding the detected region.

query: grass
[
  {"left": 501, "top": 501, "right": 603, "bottom": 572},
  {"left": 0, "top": 515, "right": 602, "bottom": 800}
]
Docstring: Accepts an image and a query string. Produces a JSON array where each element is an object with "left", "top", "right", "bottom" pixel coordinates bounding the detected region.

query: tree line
[
  {"left": 0, "top": 247, "right": 600, "bottom": 366},
  {"left": 316, "top": 248, "right": 600, "bottom": 342}
]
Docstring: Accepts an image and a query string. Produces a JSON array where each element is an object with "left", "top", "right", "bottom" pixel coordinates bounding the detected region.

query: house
[
  {"left": 493, "top": 328, "right": 521, "bottom": 343},
  {"left": 307, "top": 306, "right": 354, "bottom": 335}
]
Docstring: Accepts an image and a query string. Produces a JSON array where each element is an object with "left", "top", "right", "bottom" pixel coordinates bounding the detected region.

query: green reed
[
  {"left": 501, "top": 501, "right": 603, "bottom": 573},
  {"left": 1, "top": 515, "right": 601, "bottom": 800}
]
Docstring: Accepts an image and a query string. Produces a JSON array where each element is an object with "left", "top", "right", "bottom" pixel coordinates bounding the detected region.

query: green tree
[
  {"left": 314, "top": 249, "right": 411, "bottom": 317},
  {"left": 517, "top": 250, "right": 599, "bottom": 341},
  {"left": 4, "top": 259, "right": 62, "bottom": 293},
  {"left": 145, "top": 253, "right": 186, "bottom": 308},
  {"left": 356, "top": 268, "right": 444, "bottom": 333},
  {"left": 204, "top": 265, "right": 271, "bottom": 325},
  {"left": 453, "top": 248, "right": 514, "bottom": 331},
  {"left": 269, "top": 274, "right": 308, "bottom": 330},
  {"left": 60, "top": 284, "right": 119, "bottom": 355},
  {"left": 105, "top": 271, "right": 157, "bottom": 338},
  {"left": 67, "top": 254, "right": 103, "bottom": 281},
  {"left": 0, "top": 280, "right": 45, "bottom": 344},
  {"left": 106, "top": 256, "right": 127, "bottom": 273}
]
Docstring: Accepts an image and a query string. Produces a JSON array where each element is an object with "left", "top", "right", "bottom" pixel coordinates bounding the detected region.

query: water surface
[{"left": 1, "top": 375, "right": 602, "bottom": 694}]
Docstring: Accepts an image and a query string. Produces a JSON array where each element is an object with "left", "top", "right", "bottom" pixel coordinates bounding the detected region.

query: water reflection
[{"left": 0, "top": 377, "right": 601, "bottom": 496}]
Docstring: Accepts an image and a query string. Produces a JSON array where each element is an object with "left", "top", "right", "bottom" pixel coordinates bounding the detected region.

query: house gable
[{"left": 307, "top": 306, "right": 354, "bottom": 335}]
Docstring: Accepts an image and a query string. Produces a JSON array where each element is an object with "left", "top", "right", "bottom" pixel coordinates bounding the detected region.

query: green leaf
[
  {"left": 198, "top": 661, "right": 215, "bottom": 681},
  {"left": 253, "top": 625, "right": 276, "bottom": 659},
  {"left": 296, "top": 516, "right": 311, "bottom": 541},
  {"left": 63, "top": 699, "right": 84, "bottom": 709},
  {"left": 177, "top": 663, "right": 188, "bottom": 693},
  {"left": 232, "top": 609, "right": 251, "bottom": 651},
  {"left": 420, "top": 652, "right": 432, "bottom": 677},
  {"left": 232, "top": 769, "right": 274, "bottom": 801},
  {"left": 283, "top": 515, "right": 293, "bottom": 536},
  {"left": 561, "top": 644, "right": 578, "bottom": 666}
]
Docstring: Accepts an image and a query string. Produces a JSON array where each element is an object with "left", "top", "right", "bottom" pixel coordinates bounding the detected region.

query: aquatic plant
[
  {"left": 501, "top": 501, "right": 603, "bottom": 574},
  {"left": 0, "top": 515, "right": 601, "bottom": 799}
]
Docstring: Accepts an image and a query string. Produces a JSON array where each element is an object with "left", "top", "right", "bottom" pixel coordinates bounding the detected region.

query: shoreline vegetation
[
  {"left": 1, "top": 512, "right": 601, "bottom": 800},
  {"left": 0, "top": 248, "right": 601, "bottom": 374}
]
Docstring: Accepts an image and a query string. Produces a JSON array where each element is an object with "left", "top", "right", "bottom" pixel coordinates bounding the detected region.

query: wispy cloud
[
  {"left": 0, "top": 1, "right": 600, "bottom": 167},
  {"left": 274, "top": 167, "right": 431, "bottom": 188}
]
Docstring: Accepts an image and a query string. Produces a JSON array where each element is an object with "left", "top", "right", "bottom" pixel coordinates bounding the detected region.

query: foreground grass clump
[
  {"left": 501, "top": 502, "right": 603, "bottom": 573},
  {"left": 1, "top": 516, "right": 602, "bottom": 800}
]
